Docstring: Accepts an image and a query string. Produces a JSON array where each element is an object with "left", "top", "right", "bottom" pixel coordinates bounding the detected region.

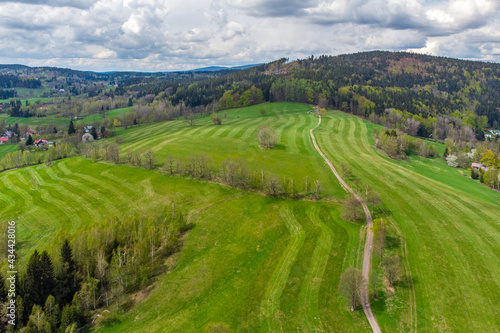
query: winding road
[{"left": 310, "top": 115, "right": 382, "bottom": 333}]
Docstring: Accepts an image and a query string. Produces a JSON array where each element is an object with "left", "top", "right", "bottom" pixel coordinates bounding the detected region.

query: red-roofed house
[
  {"left": 34, "top": 139, "right": 48, "bottom": 147},
  {"left": 0, "top": 137, "right": 8, "bottom": 143}
]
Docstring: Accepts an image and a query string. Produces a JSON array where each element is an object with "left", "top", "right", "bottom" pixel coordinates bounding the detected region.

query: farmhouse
[
  {"left": 34, "top": 139, "right": 54, "bottom": 147},
  {"left": 2, "top": 130, "right": 13, "bottom": 138},
  {"left": 471, "top": 162, "right": 489, "bottom": 171},
  {"left": 0, "top": 137, "right": 8, "bottom": 144}
]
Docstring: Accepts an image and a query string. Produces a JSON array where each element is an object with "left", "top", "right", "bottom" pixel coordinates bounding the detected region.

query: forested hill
[{"left": 134, "top": 51, "right": 500, "bottom": 130}]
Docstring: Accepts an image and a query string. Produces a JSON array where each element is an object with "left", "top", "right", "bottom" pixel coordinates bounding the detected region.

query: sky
[{"left": 0, "top": 0, "right": 499, "bottom": 72}]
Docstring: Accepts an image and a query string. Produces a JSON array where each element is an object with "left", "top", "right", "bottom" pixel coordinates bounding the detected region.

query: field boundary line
[{"left": 310, "top": 115, "right": 381, "bottom": 333}]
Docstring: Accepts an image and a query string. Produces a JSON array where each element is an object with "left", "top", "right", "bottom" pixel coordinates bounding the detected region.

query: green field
[
  {"left": 0, "top": 142, "right": 17, "bottom": 158},
  {"left": 0, "top": 113, "right": 70, "bottom": 127},
  {"left": 0, "top": 157, "right": 368, "bottom": 332},
  {"left": 78, "top": 107, "right": 132, "bottom": 123},
  {"left": 1, "top": 102, "right": 499, "bottom": 332},
  {"left": 315, "top": 110, "right": 500, "bottom": 332},
  {"left": 0, "top": 106, "right": 132, "bottom": 128},
  {"left": 114, "top": 103, "right": 345, "bottom": 199}
]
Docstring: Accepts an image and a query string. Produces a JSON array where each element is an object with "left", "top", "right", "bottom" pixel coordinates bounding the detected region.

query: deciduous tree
[{"left": 339, "top": 267, "right": 363, "bottom": 311}]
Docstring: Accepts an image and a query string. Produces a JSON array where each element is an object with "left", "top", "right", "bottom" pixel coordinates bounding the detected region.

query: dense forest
[
  {"left": 0, "top": 75, "right": 41, "bottom": 89},
  {"left": 121, "top": 52, "right": 500, "bottom": 131}
]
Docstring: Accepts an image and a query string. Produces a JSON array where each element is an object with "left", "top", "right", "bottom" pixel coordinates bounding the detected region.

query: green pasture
[
  {"left": 2, "top": 102, "right": 499, "bottom": 332},
  {"left": 0, "top": 113, "right": 70, "bottom": 127},
  {"left": 0, "top": 157, "right": 367, "bottom": 332},
  {"left": 316, "top": 110, "right": 500, "bottom": 332},
  {"left": 0, "top": 142, "right": 18, "bottom": 158},
  {"left": 78, "top": 107, "right": 132, "bottom": 124},
  {"left": 113, "top": 103, "right": 346, "bottom": 199}
]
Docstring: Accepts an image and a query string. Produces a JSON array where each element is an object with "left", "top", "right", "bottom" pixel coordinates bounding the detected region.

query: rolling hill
[{"left": 2, "top": 102, "right": 498, "bottom": 332}]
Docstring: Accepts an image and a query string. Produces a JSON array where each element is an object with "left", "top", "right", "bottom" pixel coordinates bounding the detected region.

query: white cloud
[{"left": 0, "top": 0, "right": 498, "bottom": 71}]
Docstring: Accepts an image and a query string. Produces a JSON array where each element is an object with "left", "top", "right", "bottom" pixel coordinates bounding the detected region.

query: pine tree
[
  {"left": 59, "top": 304, "right": 77, "bottom": 332},
  {"left": 24, "top": 250, "right": 43, "bottom": 313},
  {"left": 128, "top": 98, "right": 133, "bottom": 106},
  {"left": 25, "top": 134, "right": 33, "bottom": 146},
  {"left": 53, "top": 126, "right": 58, "bottom": 134},
  {"left": 90, "top": 127, "right": 98, "bottom": 139},
  {"left": 68, "top": 120, "right": 76, "bottom": 135},
  {"left": 40, "top": 251, "right": 55, "bottom": 302},
  {"left": 56, "top": 240, "right": 78, "bottom": 305}
]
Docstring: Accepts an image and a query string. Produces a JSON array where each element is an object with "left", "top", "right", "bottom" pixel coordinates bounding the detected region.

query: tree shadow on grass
[
  {"left": 99, "top": 317, "right": 122, "bottom": 328},
  {"left": 370, "top": 289, "right": 388, "bottom": 314},
  {"left": 386, "top": 235, "right": 400, "bottom": 249},
  {"left": 273, "top": 143, "right": 286, "bottom": 150},
  {"left": 394, "top": 275, "right": 419, "bottom": 289}
]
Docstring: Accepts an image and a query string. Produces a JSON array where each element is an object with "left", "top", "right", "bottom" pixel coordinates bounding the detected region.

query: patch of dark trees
[
  {"left": 0, "top": 89, "right": 17, "bottom": 99},
  {"left": 0, "top": 74, "right": 41, "bottom": 89}
]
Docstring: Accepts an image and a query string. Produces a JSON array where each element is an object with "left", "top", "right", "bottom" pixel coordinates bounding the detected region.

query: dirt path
[{"left": 310, "top": 115, "right": 382, "bottom": 333}]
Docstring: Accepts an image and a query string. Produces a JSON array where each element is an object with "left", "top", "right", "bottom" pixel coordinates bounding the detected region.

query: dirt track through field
[{"left": 310, "top": 115, "right": 381, "bottom": 333}]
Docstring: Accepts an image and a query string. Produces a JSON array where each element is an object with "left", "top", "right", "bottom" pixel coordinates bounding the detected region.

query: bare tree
[
  {"left": 370, "top": 272, "right": 380, "bottom": 300},
  {"left": 341, "top": 193, "right": 362, "bottom": 221},
  {"left": 365, "top": 190, "right": 382, "bottom": 215},
  {"left": 339, "top": 267, "right": 363, "bottom": 311},
  {"left": 341, "top": 162, "right": 352, "bottom": 179},
  {"left": 372, "top": 218, "right": 387, "bottom": 261},
  {"left": 109, "top": 143, "right": 120, "bottom": 164},
  {"left": 184, "top": 110, "right": 196, "bottom": 127},
  {"left": 165, "top": 155, "right": 175, "bottom": 174},
  {"left": 384, "top": 256, "right": 401, "bottom": 287},
  {"left": 175, "top": 157, "right": 184, "bottom": 175},
  {"left": 314, "top": 179, "right": 322, "bottom": 200},
  {"left": 144, "top": 149, "right": 155, "bottom": 170},
  {"left": 406, "top": 118, "right": 421, "bottom": 136},
  {"left": 257, "top": 126, "right": 277, "bottom": 148},
  {"left": 266, "top": 175, "right": 282, "bottom": 196},
  {"left": 210, "top": 112, "right": 222, "bottom": 125}
]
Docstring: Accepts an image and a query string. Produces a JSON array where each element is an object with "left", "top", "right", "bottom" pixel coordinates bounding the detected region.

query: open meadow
[
  {"left": 1, "top": 103, "right": 499, "bottom": 332},
  {"left": 315, "top": 110, "right": 500, "bottom": 332}
]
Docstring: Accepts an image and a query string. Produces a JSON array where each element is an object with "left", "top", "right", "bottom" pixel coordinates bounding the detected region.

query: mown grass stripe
[
  {"left": 320, "top": 112, "right": 500, "bottom": 331},
  {"left": 297, "top": 205, "right": 334, "bottom": 332},
  {"left": 260, "top": 206, "right": 306, "bottom": 332}
]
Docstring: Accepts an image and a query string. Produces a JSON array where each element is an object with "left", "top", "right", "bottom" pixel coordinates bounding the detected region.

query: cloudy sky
[{"left": 0, "top": 0, "right": 499, "bottom": 71}]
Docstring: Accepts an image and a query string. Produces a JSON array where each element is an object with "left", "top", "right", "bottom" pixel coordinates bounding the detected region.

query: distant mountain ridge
[{"left": 0, "top": 63, "right": 263, "bottom": 75}]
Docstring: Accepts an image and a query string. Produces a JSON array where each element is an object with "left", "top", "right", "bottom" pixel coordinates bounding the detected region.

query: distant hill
[
  {"left": 132, "top": 51, "right": 500, "bottom": 130},
  {"left": 189, "top": 64, "right": 263, "bottom": 72}
]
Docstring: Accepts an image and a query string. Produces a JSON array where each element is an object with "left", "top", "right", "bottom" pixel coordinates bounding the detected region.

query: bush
[{"left": 257, "top": 126, "right": 277, "bottom": 149}]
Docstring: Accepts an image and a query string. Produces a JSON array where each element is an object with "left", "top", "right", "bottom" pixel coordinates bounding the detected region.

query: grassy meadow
[
  {"left": 77, "top": 107, "right": 132, "bottom": 124},
  {"left": 113, "top": 103, "right": 345, "bottom": 199},
  {"left": 1, "top": 102, "right": 499, "bottom": 332},
  {"left": 0, "top": 157, "right": 368, "bottom": 332},
  {"left": 315, "top": 110, "right": 500, "bottom": 332}
]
